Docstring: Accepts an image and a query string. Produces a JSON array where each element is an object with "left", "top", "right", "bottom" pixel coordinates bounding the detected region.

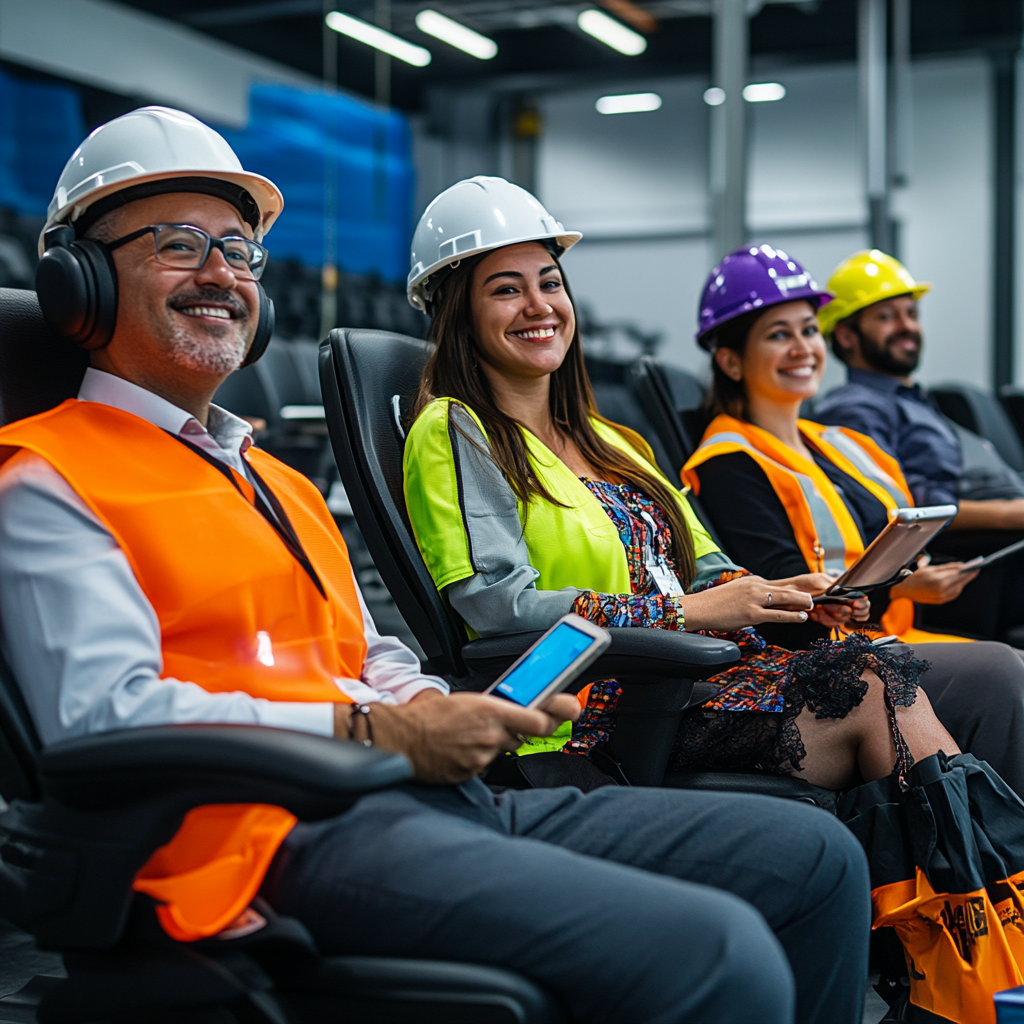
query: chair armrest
[
  {"left": 0, "top": 726, "right": 411, "bottom": 948},
  {"left": 461, "top": 628, "right": 739, "bottom": 691},
  {"left": 38, "top": 724, "right": 411, "bottom": 814}
]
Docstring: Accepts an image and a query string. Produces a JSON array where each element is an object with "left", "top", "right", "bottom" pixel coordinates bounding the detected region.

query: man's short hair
[{"left": 82, "top": 208, "right": 124, "bottom": 246}]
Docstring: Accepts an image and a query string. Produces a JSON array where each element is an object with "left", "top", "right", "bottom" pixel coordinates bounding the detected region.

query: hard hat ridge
[
  {"left": 42, "top": 105, "right": 284, "bottom": 254},
  {"left": 817, "top": 249, "right": 930, "bottom": 338},
  {"left": 695, "top": 244, "right": 834, "bottom": 350},
  {"left": 407, "top": 176, "right": 582, "bottom": 311}
]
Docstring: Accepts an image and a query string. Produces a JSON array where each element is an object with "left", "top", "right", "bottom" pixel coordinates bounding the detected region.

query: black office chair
[
  {"left": 0, "top": 288, "right": 564, "bottom": 1024},
  {"left": 629, "top": 356, "right": 724, "bottom": 550},
  {"left": 930, "top": 381, "right": 1024, "bottom": 472},
  {"left": 319, "top": 328, "right": 834, "bottom": 807}
]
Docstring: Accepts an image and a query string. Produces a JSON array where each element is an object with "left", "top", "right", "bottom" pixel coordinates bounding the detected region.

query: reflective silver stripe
[
  {"left": 698, "top": 431, "right": 847, "bottom": 573},
  {"left": 819, "top": 427, "right": 907, "bottom": 508}
]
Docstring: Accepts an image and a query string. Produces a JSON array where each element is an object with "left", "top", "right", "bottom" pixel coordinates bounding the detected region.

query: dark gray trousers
[
  {"left": 264, "top": 780, "right": 869, "bottom": 1024},
  {"left": 914, "top": 641, "right": 1024, "bottom": 798}
]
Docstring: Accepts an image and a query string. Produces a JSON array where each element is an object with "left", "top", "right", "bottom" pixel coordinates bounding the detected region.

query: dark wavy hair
[{"left": 412, "top": 249, "right": 696, "bottom": 588}]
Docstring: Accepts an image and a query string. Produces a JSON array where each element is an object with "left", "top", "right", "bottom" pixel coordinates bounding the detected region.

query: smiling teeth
[
  {"left": 181, "top": 306, "right": 231, "bottom": 319},
  {"left": 514, "top": 327, "right": 555, "bottom": 339}
]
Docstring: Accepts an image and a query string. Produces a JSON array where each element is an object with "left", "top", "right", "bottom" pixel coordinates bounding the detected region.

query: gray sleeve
[
  {"left": 0, "top": 453, "right": 335, "bottom": 745},
  {"left": 444, "top": 405, "right": 579, "bottom": 637},
  {"left": 690, "top": 549, "right": 744, "bottom": 590}
]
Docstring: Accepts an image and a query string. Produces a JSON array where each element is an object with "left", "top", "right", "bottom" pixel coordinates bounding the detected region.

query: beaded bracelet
[{"left": 349, "top": 703, "right": 374, "bottom": 747}]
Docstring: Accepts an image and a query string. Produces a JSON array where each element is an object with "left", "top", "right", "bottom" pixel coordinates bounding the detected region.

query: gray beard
[{"left": 165, "top": 322, "right": 247, "bottom": 374}]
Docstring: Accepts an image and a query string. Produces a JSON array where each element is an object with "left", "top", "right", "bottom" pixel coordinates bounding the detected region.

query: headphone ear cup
[
  {"left": 242, "top": 283, "right": 274, "bottom": 367},
  {"left": 35, "top": 239, "right": 117, "bottom": 349}
]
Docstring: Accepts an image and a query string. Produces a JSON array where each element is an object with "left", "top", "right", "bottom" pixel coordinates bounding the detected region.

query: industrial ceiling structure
[{"left": 117, "top": 0, "right": 1021, "bottom": 111}]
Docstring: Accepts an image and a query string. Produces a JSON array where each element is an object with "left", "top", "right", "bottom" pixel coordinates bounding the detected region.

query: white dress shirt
[{"left": 0, "top": 368, "right": 447, "bottom": 746}]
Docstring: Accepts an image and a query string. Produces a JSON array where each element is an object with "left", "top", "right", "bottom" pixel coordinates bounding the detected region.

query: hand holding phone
[{"left": 484, "top": 614, "right": 611, "bottom": 709}]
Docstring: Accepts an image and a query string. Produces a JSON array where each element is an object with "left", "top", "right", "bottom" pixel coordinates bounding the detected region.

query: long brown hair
[{"left": 412, "top": 248, "right": 696, "bottom": 587}]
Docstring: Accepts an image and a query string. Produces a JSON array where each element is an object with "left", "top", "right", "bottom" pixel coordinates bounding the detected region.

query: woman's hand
[
  {"left": 681, "top": 575, "right": 812, "bottom": 632},
  {"left": 808, "top": 597, "right": 871, "bottom": 627},
  {"left": 891, "top": 562, "right": 979, "bottom": 605},
  {"left": 767, "top": 572, "right": 869, "bottom": 626}
]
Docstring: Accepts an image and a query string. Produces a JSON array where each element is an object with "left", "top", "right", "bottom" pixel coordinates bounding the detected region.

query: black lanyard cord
[{"left": 166, "top": 432, "right": 327, "bottom": 600}]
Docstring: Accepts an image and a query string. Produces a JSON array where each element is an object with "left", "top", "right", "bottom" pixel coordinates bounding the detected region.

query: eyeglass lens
[{"left": 153, "top": 225, "right": 266, "bottom": 279}]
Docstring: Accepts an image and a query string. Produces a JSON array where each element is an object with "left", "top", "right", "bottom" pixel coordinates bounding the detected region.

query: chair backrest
[
  {"left": 629, "top": 356, "right": 705, "bottom": 478},
  {"left": 0, "top": 287, "right": 87, "bottom": 800},
  {"left": 930, "top": 382, "right": 1024, "bottom": 472},
  {"left": 319, "top": 328, "right": 468, "bottom": 678},
  {"left": 628, "top": 356, "right": 725, "bottom": 548}
]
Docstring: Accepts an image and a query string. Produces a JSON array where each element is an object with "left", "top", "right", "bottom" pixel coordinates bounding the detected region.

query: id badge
[
  {"left": 638, "top": 509, "right": 685, "bottom": 596},
  {"left": 647, "top": 557, "right": 685, "bottom": 596}
]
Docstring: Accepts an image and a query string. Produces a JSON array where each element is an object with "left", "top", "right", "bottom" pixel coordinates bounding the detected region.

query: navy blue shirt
[{"left": 814, "top": 367, "right": 961, "bottom": 508}]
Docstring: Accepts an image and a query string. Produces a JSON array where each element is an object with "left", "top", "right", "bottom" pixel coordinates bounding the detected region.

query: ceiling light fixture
[
  {"left": 703, "top": 87, "right": 726, "bottom": 106},
  {"left": 415, "top": 9, "right": 497, "bottom": 59},
  {"left": 325, "top": 10, "right": 432, "bottom": 66},
  {"left": 743, "top": 82, "right": 786, "bottom": 102},
  {"left": 577, "top": 9, "right": 647, "bottom": 56},
  {"left": 596, "top": 92, "right": 662, "bottom": 114}
]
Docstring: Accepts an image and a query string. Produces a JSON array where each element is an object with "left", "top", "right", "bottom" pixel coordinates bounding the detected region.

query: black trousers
[
  {"left": 914, "top": 641, "right": 1024, "bottom": 798},
  {"left": 264, "top": 779, "right": 869, "bottom": 1024}
]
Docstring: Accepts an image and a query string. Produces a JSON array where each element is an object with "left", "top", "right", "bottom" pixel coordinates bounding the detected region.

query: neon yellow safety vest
[{"left": 404, "top": 397, "right": 721, "bottom": 598}]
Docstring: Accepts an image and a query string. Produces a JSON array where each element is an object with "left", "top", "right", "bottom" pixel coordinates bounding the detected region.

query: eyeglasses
[{"left": 106, "top": 223, "right": 269, "bottom": 281}]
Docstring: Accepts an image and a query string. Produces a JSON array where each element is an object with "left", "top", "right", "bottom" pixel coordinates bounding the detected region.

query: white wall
[{"left": 412, "top": 54, "right": 996, "bottom": 390}]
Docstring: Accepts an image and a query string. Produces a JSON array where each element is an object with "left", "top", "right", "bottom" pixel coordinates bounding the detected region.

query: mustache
[
  {"left": 167, "top": 288, "right": 249, "bottom": 321},
  {"left": 887, "top": 331, "right": 921, "bottom": 346}
]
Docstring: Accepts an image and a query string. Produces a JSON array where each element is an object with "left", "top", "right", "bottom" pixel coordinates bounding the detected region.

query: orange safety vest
[
  {"left": 682, "top": 414, "right": 969, "bottom": 645},
  {"left": 0, "top": 399, "right": 366, "bottom": 941}
]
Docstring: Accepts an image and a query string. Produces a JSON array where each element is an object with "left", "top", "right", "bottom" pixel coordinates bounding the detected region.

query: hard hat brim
[
  {"left": 407, "top": 230, "right": 583, "bottom": 311},
  {"left": 818, "top": 282, "right": 931, "bottom": 337},
  {"left": 42, "top": 167, "right": 284, "bottom": 255}
]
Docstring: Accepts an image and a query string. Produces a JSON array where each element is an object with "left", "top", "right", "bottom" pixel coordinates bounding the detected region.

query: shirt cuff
[
  {"left": 256, "top": 700, "right": 335, "bottom": 736},
  {"left": 333, "top": 676, "right": 449, "bottom": 706}
]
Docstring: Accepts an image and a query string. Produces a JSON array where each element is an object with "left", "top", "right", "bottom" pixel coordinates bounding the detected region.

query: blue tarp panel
[
  {"left": 217, "top": 84, "right": 415, "bottom": 283},
  {"left": 0, "top": 68, "right": 85, "bottom": 218}
]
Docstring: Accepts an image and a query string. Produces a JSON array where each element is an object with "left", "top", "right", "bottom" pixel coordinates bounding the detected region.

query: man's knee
[{"left": 636, "top": 892, "right": 795, "bottom": 1024}]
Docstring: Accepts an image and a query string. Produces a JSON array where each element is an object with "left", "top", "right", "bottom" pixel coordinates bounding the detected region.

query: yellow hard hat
[{"left": 817, "top": 249, "right": 930, "bottom": 338}]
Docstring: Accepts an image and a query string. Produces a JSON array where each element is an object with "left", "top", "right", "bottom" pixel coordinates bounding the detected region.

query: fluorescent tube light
[
  {"left": 325, "top": 10, "right": 432, "bottom": 66},
  {"left": 415, "top": 9, "right": 497, "bottom": 59},
  {"left": 596, "top": 92, "right": 662, "bottom": 114},
  {"left": 703, "top": 87, "right": 726, "bottom": 106},
  {"left": 577, "top": 9, "right": 647, "bottom": 56},
  {"left": 743, "top": 82, "right": 786, "bottom": 102}
]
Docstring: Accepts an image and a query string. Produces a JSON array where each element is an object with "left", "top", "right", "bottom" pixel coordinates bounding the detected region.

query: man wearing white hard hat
[{"left": 0, "top": 116, "right": 868, "bottom": 1024}]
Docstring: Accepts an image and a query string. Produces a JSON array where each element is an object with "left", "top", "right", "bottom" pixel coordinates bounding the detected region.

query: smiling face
[
  {"left": 852, "top": 294, "right": 922, "bottom": 375},
  {"left": 469, "top": 241, "right": 576, "bottom": 386},
  {"left": 715, "top": 300, "right": 826, "bottom": 406},
  {"left": 94, "top": 192, "right": 260, "bottom": 389}
]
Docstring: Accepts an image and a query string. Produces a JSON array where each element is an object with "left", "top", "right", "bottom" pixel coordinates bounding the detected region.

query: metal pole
[
  {"left": 993, "top": 47, "right": 1017, "bottom": 391},
  {"left": 890, "top": 0, "right": 911, "bottom": 192},
  {"left": 320, "top": 0, "right": 338, "bottom": 340},
  {"left": 859, "top": 0, "right": 891, "bottom": 253},
  {"left": 375, "top": 0, "right": 391, "bottom": 107},
  {"left": 709, "top": 0, "right": 747, "bottom": 261}
]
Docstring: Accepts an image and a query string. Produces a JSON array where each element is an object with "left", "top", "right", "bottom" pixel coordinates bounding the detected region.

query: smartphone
[
  {"left": 812, "top": 590, "right": 866, "bottom": 606},
  {"left": 484, "top": 614, "right": 611, "bottom": 709}
]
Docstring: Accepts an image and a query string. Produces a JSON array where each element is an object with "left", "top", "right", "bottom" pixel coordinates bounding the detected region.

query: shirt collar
[
  {"left": 77, "top": 368, "right": 253, "bottom": 456},
  {"left": 846, "top": 367, "right": 917, "bottom": 395}
]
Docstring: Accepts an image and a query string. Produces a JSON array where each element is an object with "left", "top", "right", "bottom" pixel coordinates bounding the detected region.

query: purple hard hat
[{"left": 696, "top": 244, "right": 834, "bottom": 350}]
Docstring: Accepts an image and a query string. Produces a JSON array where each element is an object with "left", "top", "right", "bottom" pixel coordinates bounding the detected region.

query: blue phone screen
[{"left": 494, "top": 622, "right": 596, "bottom": 706}]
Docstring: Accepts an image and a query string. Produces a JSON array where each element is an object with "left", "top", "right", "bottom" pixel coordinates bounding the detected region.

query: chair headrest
[{"left": 0, "top": 287, "right": 88, "bottom": 427}]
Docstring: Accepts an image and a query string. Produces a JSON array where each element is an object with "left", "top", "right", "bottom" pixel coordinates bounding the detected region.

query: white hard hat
[
  {"left": 407, "top": 176, "right": 582, "bottom": 311},
  {"left": 41, "top": 105, "right": 284, "bottom": 254}
]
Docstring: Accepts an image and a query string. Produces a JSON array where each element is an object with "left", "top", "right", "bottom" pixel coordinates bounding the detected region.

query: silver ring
[{"left": 766, "top": 592, "right": 773, "bottom": 608}]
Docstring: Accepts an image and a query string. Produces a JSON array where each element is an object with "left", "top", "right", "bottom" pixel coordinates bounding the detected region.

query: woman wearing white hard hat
[{"left": 403, "top": 176, "right": 958, "bottom": 793}]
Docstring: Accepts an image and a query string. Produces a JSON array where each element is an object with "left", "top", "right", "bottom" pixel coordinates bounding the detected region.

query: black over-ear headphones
[{"left": 35, "top": 224, "right": 275, "bottom": 367}]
